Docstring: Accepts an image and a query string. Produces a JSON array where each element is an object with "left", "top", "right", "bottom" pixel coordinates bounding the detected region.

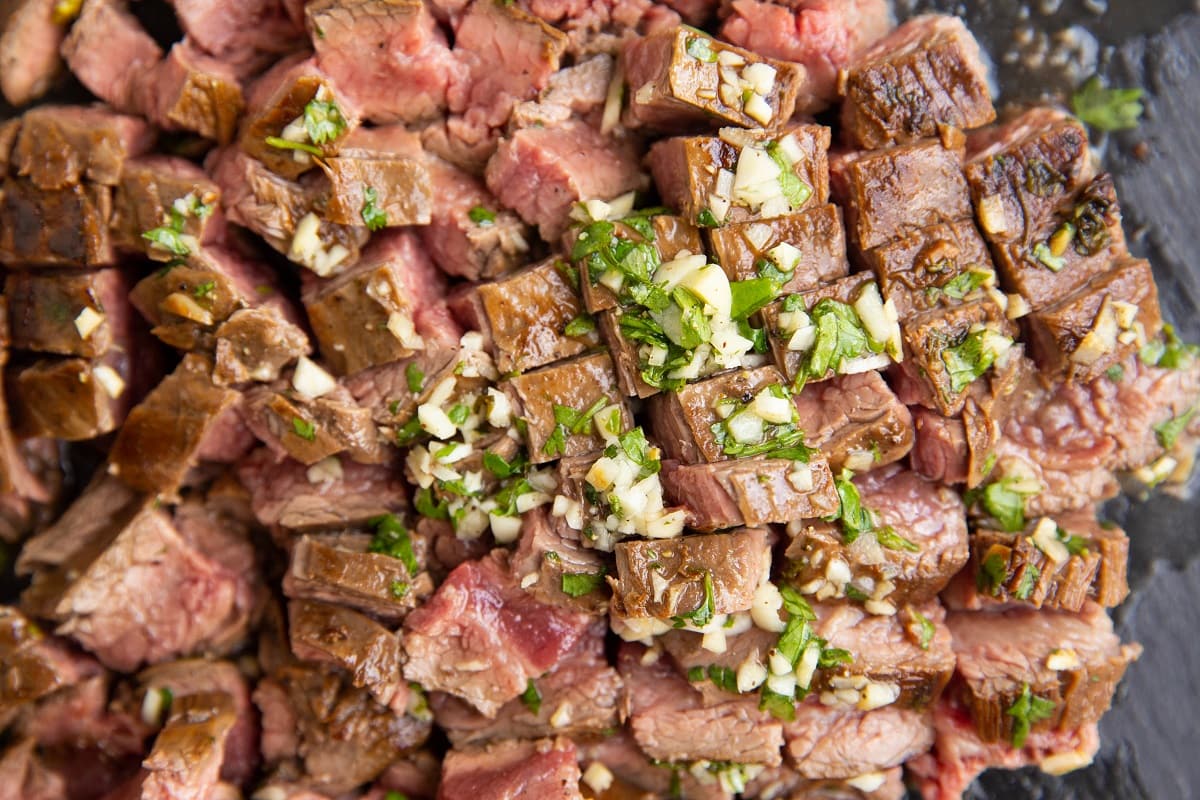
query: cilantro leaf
[
  {"left": 564, "top": 314, "right": 596, "bottom": 337},
  {"left": 405, "top": 362, "right": 424, "bottom": 394},
  {"left": 561, "top": 569, "right": 607, "bottom": 597},
  {"left": 468, "top": 205, "right": 496, "bottom": 225},
  {"left": 304, "top": 98, "right": 347, "bottom": 144},
  {"left": 264, "top": 136, "right": 323, "bottom": 156},
  {"left": 361, "top": 186, "right": 387, "bottom": 231},
  {"left": 291, "top": 417, "right": 317, "bottom": 441},
  {"left": 1153, "top": 405, "right": 1196, "bottom": 450},
  {"left": 367, "top": 513, "right": 420, "bottom": 576},
  {"left": 1071, "top": 76, "right": 1144, "bottom": 132},
  {"left": 765, "top": 141, "right": 813, "bottom": 209},
  {"left": 1006, "top": 683, "right": 1056, "bottom": 748},
  {"left": 520, "top": 679, "right": 542, "bottom": 714}
]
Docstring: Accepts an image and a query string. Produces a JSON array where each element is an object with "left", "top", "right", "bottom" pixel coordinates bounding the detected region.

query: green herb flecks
[
  {"left": 564, "top": 314, "right": 596, "bottom": 337},
  {"left": 685, "top": 35, "right": 718, "bottom": 63},
  {"left": 304, "top": 98, "right": 348, "bottom": 144},
  {"left": 1071, "top": 76, "right": 1144, "bottom": 132},
  {"left": 542, "top": 396, "right": 610, "bottom": 457},
  {"left": 561, "top": 569, "right": 607, "bottom": 597},
  {"left": 1154, "top": 405, "right": 1197, "bottom": 450},
  {"left": 520, "top": 679, "right": 542, "bottom": 714},
  {"left": 671, "top": 570, "right": 715, "bottom": 628},
  {"left": 264, "top": 136, "right": 323, "bottom": 157},
  {"left": 1006, "top": 683, "right": 1056, "bottom": 749},
  {"left": 765, "top": 141, "right": 813, "bottom": 209},
  {"left": 468, "top": 205, "right": 497, "bottom": 225},
  {"left": 367, "top": 513, "right": 420, "bottom": 576},
  {"left": 291, "top": 417, "right": 317, "bottom": 441},
  {"left": 361, "top": 186, "right": 387, "bottom": 231}
]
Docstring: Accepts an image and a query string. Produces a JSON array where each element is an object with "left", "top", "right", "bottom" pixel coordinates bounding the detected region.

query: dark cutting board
[{"left": 3, "top": 2, "right": 1199, "bottom": 798}]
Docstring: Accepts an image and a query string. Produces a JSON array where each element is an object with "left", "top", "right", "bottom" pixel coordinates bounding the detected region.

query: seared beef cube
[
  {"left": 288, "top": 599, "right": 405, "bottom": 710},
  {"left": 596, "top": 308, "right": 660, "bottom": 399},
  {"left": 439, "top": 738, "right": 583, "bottom": 800},
  {"left": 648, "top": 125, "right": 830, "bottom": 227},
  {"left": 0, "top": 178, "right": 115, "bottom": 267},
  {"left": 623, "top": 26, "right": 803, "bottom": 131},
  {"left": 465, "top": 257, "right": 599, "bottom": 374},
  {"left": 0, "top": 606, "right": 101, "bottom": 712},
  {"left": 209, "top": 146, "right": 369, "bottom": 271},
  {"left": 213, "top": 307, "right": 310, "bottom": 385},
  {"left": 10, "top": 105, "right": 154, "bottom": 190},
  {"left": 610, "top": 528, "right": 768, "bottom": 620},
  {"left": 319, "top": 152, "right": 432, "bottom": 228},
  {"left": 946, "top": 602, "right": 1140, "bottom": 744},
  {"left": 910, "top": 405, "right": 970, "bottom": 486},
  {"left": 785, "top": 466, "right": 969, "bottom": 607},
  {"left": 990, "top": 175, "right": 1128, "bottom": 311},
  {"left": 0, "top": 0, "right": 66, "bottom": 107},
  {"left": 792, "top": 371, "right": 914, "bottom": 473},
  {"left": 0, "top": 118, "right": 18, "bottom": 172},
  {"left": 504, "top": 352, "right": 633, "bottom": 465},
  {"left": 308, "top": 0, "right": 459, "bottom": 124},
  {"left": 420, "top": 153, "right": 533, "bottom": 281},
  {"left": 839, "top": 15, "right": 995, "bottom": 149},
  {"left": 646, "top": 365, "right": 785, "bottom": 464},
  {"left": 304, "top": 230, "right": 453, "bottom": 375},
  {"left": 284, "top": 533, "right": 433, "bottom": 623},
  {"left": 576, "top": 731, "right": 732, "bottom": 800},
  {"left": 255, "top": 663, "right": 431, "bottom": 794},
  {"left": 952, "top": 510, "right": 1129, "bottom": 612},
  {"left": 863, "top": 218, "right": 997, "bottom": 317},
  {"left": 784, "top": 702, "right": 933, "bottom": 780},
  {"left": 1024, "top": 257, "right": 1161, "bottom": 382},
  {"left": 433, "top": 624, "right": 620, "bottom": 745},
  {"left": 485, "top": 120, "right": 646, "bottom": 240},
  {"left": 896, "top": 297, "right": 1019, "bottom": 416},
  {"left": 141, "top": 691, "right": 237, "bottom": 800},
  {"left": 510, "top": 507, "right": 610, "bottom": 615},
  {"left": 5, "top": 268, "right": 132, "bottom": 358},
  {"left": 242, "top": 383, "right": 382, "bottom": 466},
  {"left": 832, "top": 138, "right": 971, "bottom": 255},
  {"left": 619, "top": 642, "right": 784, "bottom": 765},
  {"left": 171, "top": 0, "right": 305, "bottom": 79},
  {"left": 403, "top": 550, "right": 592, "bottom": 716},
  {"left": 708, "top": 204, "right": 850, "bottom": 292},
  {"left": 509, "top": 52, "right": 614, "bottom": 129},
  {"left": 965, "top": 108, "right": 1093, "bottom": 248},
  {"left": 240, "top": 56, "right": 357, "bottom": 180},
  {"left": 12, "top": 351, "right": 140, "bottom": 441},
  {"left": 662, "top": 456, "right": 839, "bottom": 531},
  {"left": 344, "top": 343, "right": 470, "bottom": 429},
  {"left": 109, "top": 354, "right": 248, "bottom": 497},
  {"left": 112, "top": 156, "right": 224, "bottom": 255},
  {"left": 141, "top": 39, "right": 245, "bottom": 144},
  {"left": 60, "top": 0, "right": 161, "bottom": 111}
]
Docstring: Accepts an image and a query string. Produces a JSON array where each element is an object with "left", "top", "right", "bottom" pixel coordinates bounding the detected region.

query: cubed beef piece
[
  {"left": 438, "top": 738, "right": 582, "bottom": 800},
  {"left": 0, "top": 738, "right": 67, "bottom": 799},
  {"left": 909, "top": 697, "right": 1100, "bottom": 800},
  {"left": 284, "top": 533, "right": 434, "bottom": 623},
  {"left": 343, "top": 343, "right": 474, "bottom": 430},
  {"left": 989, "top": 174, "right": 1128, "bottom": 312},
  {"left": 403, "top": 550, "right": 593, "bottom": 716},
  {"left": 510, "top": 53, "right": 613, "bottom": 129},
  {"left": 1024, "top": 257, "right": 1161, "bottom": 382},
  {"left": 238, "top": 448, "right": 407, "bottom": 533},
  {"left": 646, "top": 365, "right": 785, "bottom": 464},
  {"left": 785, "top": 466, "right": 968, "bottom": 607},
  {"left": 12, "top": 349, "right": 144, "bottom": 441},
  {"left": 509, "top": 506, "right": 610, "bottom": 614},
  {"left": 576, "top": 731, "right": 730, "bottom": 800},
  {"left": 419, "top": 154, "right": 533, "bottom": 281},
  {"left": 609, "top": 527, "right": 768, "bottom": 620},
  {"left": 0, "top": 606, "right": 103, "bottom": 714},
  {"left": 0, "top": 178, "right": 115, "bottom": 267},
  {"left": 485, "top": 120, "right": 646, "bottom": 240},
  {"left": 242, "top": 382, "right": 383, "bottom": 466},
  {"left": 137, "top": 658, "right": 258, "bottom": 786},
  {"left": 447, "top": 0, "right": 569, "bottom": 127},
  {"left": 783, "top": 702, "right": 934, "bottom": 780},
  {"left": 708, "top": 205, "right": 850, "bottom": 292},
  {"left": 947, "top": 602, "right": 1140, "bottom": 743},
  {"left": 240, "top": 55, "right": 358, "bottom": 181},
  {"left": 504, "top": 352, "right": 632, "bottom": 465},
  {"left": 948, "top": 509, "right": 1129, "bottom": 613},
  {"left": 662, "top": 456, "right": 839, "bottom": 531},
  {"left": 863, "top": 218, "right": 996, "bottom": 317},
  {"left": 505, "top": 0, "right": 682, "bottom": 57},
  {"left": 309, "top": 0, "right": 461, "bottom": 124},
  {"left": 255, "top": 663, "right": 431, "bottom": 794},
  {"left": 895, "top": 296, "right": 1019, "bottom": 416},
  {"left": 213, "top": 307, "right": 310, "bottom": 386},
  {"left": 831, "top": 138, "right": 970, "bottom": 255},
  {"left": 839, "top": 15, "right": 995, "bottom": 149},
  {"left": 718, "top": 0, "right": 893, "bottom": 114},
  {"left": 141, "top": 39, "right": 245, "bottom": 144},
  {"left": 619, "top": 642, "right": 784, "bottom": 765},
  {"left": 910, "top": 405, "right": 969, "bottom": 486},
  {"left": 791, "top": 371, "right": 913, "bottom": 473},
  {"left": 172, "top": 0, "right": 305, "bottom": 79},
  {"left": 60, "top": 0, "right": 161, "bottom": 112},
  {"left": 622, "top": 26, "right": 803, "bottom": 131},
  {"left": 0, "top": 118, "right": 18, "bottom": 172},
  {"left": 466, "top": 257, "right": 599, "bottom": 374},
  {"left": 648, "top": 125, "right": 830, "bottom": 227},
  {"left": 141, "top": 691, "right": 238, "bottom": 800},
  {"left": 289, "top": 599, "right": 405, "bottom": 711},
  {"left": 320, "top": 153, "right": 431, "bottom": 228},
  {"left": 5, "top": 268, "right": 132, "bottom": 358},
  {"left": 10, "top": 105, "right": 154, "bottom": 190},
  {"left": 112, "top": 155, "right": 225, "bottom": 255},
  {"left": 109, "top": 354, "right": 250, "bottom": 497},
  {"left": 0, "top": 0, "right": 65, "bottom": 106},
  {"left": 432, "top": 623, "right": 620, "bottom": 745},
  {"left": 965, "top": 108, "right": 1094, "bottom": 248},
  {"left": 303, "top": 229, "right": 456, "bottom": 375}
]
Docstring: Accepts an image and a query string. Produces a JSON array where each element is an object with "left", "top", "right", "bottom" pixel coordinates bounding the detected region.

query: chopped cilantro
[
  {"left": 672, "top": 570, "right": 715, "bottom": 628},
  {"left": 142, "top": 226, "right": 191, "bottom": 257},
  {"left": 844, "top": 584, "right": 870, "bottom": 602},
  {"left": 304, "top": 98, "right": 347, "bottom": 144},
  {"left": 394, "top": 416, "right": 424, "bottom": 446},
  {"left": 447, "top": 403, "right": 470, "bottom": 426},
  {"left": 729, "top": 277, "right": 783, "bottom": 320},
  {"left": 405, "top": 362, "right": 425, "bottom": 394},
  {"left": 264, "top": 136, "right": 323, "bottom": 157},
  {"left": 483, "top": 451, "right": 526, "bottom": 479},
  {"left": 706, "top": 665, "right": 738, "bottom": 693},
  {"left": 1105, "top": 364, "right": 1125, "bottom": 382},
  {"left": 192, "top": 280, "right": 216, "bottom": 301},
  {"left": 875, "top": 525, "right": 921, "bottom": 553},
  {"left": 977, "top": 546, "right": 1009, "bottom": 596},
  {"left": 826, "top": 472, "right": 874, "bottom": 544},
  {"left": 765, "top": 141, "right": 813, "bottom": 209},
  {"left": 389, "top": 580, "right": 409, "bottom": 599},
  {"left": 1013, "top": 565, "right": 1040, "bottom": 601},
  {"left": 468, "top": 205, "right": 496, "bottom": 225},
  {"left": 940, "top": 269, "right": 990, "bottom": 300},
  {"left": 1006, "top": 683, "right": 1056, "bottom": 748},
  {"left": 910, "top": 608, "right": 936, "bottom": 650},
  {"left": 1153, "top": 405, "right": 1196, "bottom": 450},
  {"left": 795, "top": 298, "right": 875, "bottom": 388},
  {"left": 543, "top": 396, "right": 610, "bottom": 457},
  {"left": 520, "top": 679, "right": 542, "bottom": 714},
  {"left": 696, "top": 207, "right": 719, "bottom": 228},
  {"left": 291, "top": 417, "right": 316, "bottom": 441},
  {"left": 361, "top": 186, "right": 387, "bottom": 231},
  {"left": 942, "top": 329, "right": 1003, "bottom": 395},
  {"left": 758, "top": 687, "right": 796, "bottom": 721},
  {"left": 1140, "top": 324, "right": 1199, "bottom": 369},
  {"left": 970, "top": 478, "right": 1034, "bottom": 533},
  {"left": 561, "top": 569, "right": 607, "bottom": 597},
  {"left": 1071, "top": 76, "right": 1144, "bottom": 132},
  {"left": 563, "top": 314, "right": 596, "bottom": 337},
  {"left": 367, "top": 513, "right": 420, "bottom": 576}
]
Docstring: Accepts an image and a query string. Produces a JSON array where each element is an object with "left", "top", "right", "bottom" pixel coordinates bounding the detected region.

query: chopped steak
[
  {"left": 0, "top": 177, "right": 117, "bottom": 267},
  {"left": 171, "top": 0, "right": 305, "bottom": 79},
  {"left": 575, "top": 731, "right": 729, "bottom": 800},
  {"left": 5, "top": 268, "right": 133, "bottom": 358},
  {"left": 839, "top": 15, "right": 995, "bottom": 149},
  {"left": 111, "top": 155, "right": 225, "bottom": 255},
  {"left": 142, "top": 39, "right": 246, "bottom": 144},
  {"left": 0, "top": 606, "right": 102, "bottom": 715},
  {"left": 403, "top": 550, "right": 592, "bottom": 716},
  {"left": 783, "top": 702, "right": 933, "bottom": 779},
  {"left": 213, "top": 307, "right": 310, "bottom": 385},
  {"left": 438, "top": 737, "right": 582, "bottom": 800},
  {"left": 9, "top": 104, "right": 155, "bottom": 190},
  {"left": 509, "top": 506, "right": 610, "bottom": 614},
  {"left": 288, "top": 599, "right": 406, "bottom": 711},
  {"left": 863, "top": 218, "right": 996, "bottom": 317},
  {"left": 141, "top": 691, "right": 238, "bottom": 800},
  {"left": 708, "top": 205, "right": 851, "bottom": 293},
  {"left": 0, "top": 0, "right": 65, "bottom": 107},
  {"left": 11, "top": 349, "right": 146, "bottom": 442},
  {"left": 61, "top": 0, "right": 162, "bottom": 112},
  {"left": 791, "top": 371, "right": 914, "bottom": 473}
]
